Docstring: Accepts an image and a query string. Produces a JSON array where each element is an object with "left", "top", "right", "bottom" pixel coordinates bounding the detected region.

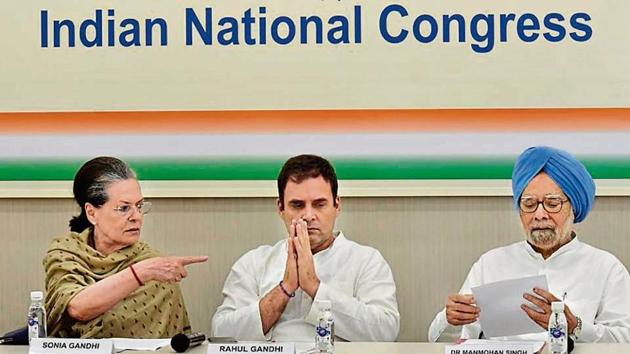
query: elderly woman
[{"left": 43, "top": 157, "right": 207, "bottom": 338}]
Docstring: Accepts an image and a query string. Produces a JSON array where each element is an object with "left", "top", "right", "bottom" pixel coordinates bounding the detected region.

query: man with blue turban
[{"left": 429, "top": 146, "right": 630, "bottom": 343}]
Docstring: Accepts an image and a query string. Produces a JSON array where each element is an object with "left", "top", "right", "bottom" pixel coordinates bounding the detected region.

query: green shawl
[{"left": 43, "top": 228, "right": 190, "bottom": 338}]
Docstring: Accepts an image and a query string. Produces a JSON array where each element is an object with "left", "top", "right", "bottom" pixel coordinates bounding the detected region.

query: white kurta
[
  {"left": 428, "top": 238, "right": 630, "bottom": 343},
  {"left": 212, "top": 231, "right": 400, "bottom": 342}
]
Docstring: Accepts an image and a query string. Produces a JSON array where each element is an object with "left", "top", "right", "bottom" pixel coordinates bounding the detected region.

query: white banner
[{"left": 1, "top": 1, "right": 629, "bottom": 111}]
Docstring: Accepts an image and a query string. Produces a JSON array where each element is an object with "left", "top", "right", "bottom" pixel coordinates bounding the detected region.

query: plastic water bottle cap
[
  {"left": 30, "top": 291, "right": 44, "bottom": 300},
  {"left": 318, "top": 300, "right": 332, "bottom": 310},
  {"left": 551, "top": 301, "right": 564, "bottom": 313}
]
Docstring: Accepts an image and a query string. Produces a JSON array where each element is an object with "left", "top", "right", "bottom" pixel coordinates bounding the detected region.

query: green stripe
[{"left": 0, "top": 157, "right": 629, "bottom": 180}]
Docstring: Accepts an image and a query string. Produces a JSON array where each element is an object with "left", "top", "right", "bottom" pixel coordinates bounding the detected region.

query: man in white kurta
[
  {"left": 428, "top": 237, "right": 630, "bottom": 342},
  {"left": 212, "top": 155, "right": 400, "bottom": 341},
  {"left": 429, "top": 146, "right": 630, "bottom": 343},
  {"left": 212, "top": 231, "right": 399, "bottom": 341}
]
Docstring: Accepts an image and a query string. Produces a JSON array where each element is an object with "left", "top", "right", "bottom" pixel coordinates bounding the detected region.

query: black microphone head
[
  {"left": 0, "top": 326, "right": 28, "bottom": 345},
  {"left": 171, "top": 333, "right": 191, "bottom": 353}
]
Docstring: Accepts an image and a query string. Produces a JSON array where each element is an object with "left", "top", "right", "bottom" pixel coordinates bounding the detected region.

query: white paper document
[
  {"left": 471, "top": 275, "right": 549, "bottom": 338},
  {"left": 111, "top": 338, "right": 171, "bottom": 352}
]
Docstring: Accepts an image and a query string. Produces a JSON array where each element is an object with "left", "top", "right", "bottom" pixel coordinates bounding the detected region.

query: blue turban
[{"left": 512, "top": 146, "right": 596, "bottom": 223}]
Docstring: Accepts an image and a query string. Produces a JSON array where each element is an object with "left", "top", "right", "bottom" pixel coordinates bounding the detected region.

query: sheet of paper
[
  {"left": 471, "top": 275, "right": 549, "bottom": 338},
  {"left": 111, "top": 338, "right": 171, "bottom": 352},
  {"left": 464, "top": 339, "right": 546, "bottom": 353}
]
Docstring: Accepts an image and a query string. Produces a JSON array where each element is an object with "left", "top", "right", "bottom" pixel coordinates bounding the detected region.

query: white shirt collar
[{"left": 314, "top": 230, "right": 345, "bottom": 257}]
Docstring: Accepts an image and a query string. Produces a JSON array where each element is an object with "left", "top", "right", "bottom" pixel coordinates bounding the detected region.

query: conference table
[{"left": 1, "top": 342, "right": 628, "bottom": 354}]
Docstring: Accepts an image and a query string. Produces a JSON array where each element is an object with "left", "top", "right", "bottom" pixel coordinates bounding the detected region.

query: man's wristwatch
[{"left": 571, "top": 316, "right": 582, "bottom": 340}]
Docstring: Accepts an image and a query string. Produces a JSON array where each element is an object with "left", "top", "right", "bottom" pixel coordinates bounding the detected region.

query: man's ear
[
  {"left": 335, "top": 196, "right": 341, "bottom": 215},
  {"left": 276, "top": 198, "right": 284, "bottom": 214},
  {"left": 85, "top": 203, "right": 97, "bottom": 225}
]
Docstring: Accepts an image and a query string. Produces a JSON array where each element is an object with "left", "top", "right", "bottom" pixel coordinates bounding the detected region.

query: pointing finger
[{"left": 179, "top": 255, "right": 209, "bottom": 265}]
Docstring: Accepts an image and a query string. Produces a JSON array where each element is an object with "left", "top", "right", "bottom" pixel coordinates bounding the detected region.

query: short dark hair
[
  {"left": 69, "top": 157, "right": 136, "bottom": 233},
  {"left": 277, "top": 154, "right": 338, "bottom": 209}
]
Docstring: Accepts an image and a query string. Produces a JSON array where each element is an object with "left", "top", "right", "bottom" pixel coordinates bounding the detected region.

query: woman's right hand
[
  {"left": 446, "top": 293, "right": 480, "bottom": 325},
  {"left": 134, "top": 256, "right": 208, "bottom": 283}
]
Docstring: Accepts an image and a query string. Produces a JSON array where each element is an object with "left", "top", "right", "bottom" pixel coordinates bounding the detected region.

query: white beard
[{"left": 530, "top": 228, "right": 557, "bottom": 246}]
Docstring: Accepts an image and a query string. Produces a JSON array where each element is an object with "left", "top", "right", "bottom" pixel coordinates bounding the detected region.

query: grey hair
[{"left": 69, "top": 157, "right": 137, "bottom": 232}]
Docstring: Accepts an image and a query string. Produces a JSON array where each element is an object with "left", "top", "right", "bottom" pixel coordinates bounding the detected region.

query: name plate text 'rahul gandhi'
[
  {"left": 30, "top": 338, "right": 113, "bottom": 354},
  {"left": 208, "top": 343, "right": 294, "bottom": 354}
]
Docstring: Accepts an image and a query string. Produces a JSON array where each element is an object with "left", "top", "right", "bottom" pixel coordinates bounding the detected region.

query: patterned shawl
[{"left": 43, "top": 228, "right": 190, "bottom": 338}]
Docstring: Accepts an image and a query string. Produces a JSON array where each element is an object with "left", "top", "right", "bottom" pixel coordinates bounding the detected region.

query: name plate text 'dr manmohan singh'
[
  {"left": 208, "top": 343, "right": 295, "bottom": 354},
  {"left": 445, "top": 340, "right": 546, "bottom": 354},
  {"left": 30, "top": 338, "right": 113, "bottom": 354}
]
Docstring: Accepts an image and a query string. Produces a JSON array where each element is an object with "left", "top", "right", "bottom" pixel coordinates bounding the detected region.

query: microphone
[
  {"left": 0, "top": 326, "right": 28, "bottom": 345},
  {"left": 170, "top": 332, "right": 206, "bottom": 353},
  {"left": 0, "top": 336, "right": 16, "bottom": 344}
]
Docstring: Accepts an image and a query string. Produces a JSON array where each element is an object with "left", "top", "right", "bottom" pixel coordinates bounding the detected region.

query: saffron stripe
[{"left": 0, "top": 108, "right": 628, "bottom": 134}]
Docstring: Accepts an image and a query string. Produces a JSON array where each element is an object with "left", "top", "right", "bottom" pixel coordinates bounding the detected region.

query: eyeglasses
[
  {"left": 519, "top": 196, "right": 567, "bottom": 214},
  {"left": 113, "top": 201, "right": 152, "bottom": 217}
]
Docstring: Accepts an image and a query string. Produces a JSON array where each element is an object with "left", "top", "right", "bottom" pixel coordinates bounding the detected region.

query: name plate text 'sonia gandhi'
[{"left": 29, "top": 338, "right": 113, "bottom": 354}]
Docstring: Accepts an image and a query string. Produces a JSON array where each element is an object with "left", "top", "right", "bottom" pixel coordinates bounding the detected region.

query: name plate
[
  {"left": 208, "top": 343, "right": 295, "bottom": 354},
  {"left": 30, "top": 338, "right": 113, "bottom": 354},
  {"left": 445, "top": 342, "right": 539, "bottom": 354}
]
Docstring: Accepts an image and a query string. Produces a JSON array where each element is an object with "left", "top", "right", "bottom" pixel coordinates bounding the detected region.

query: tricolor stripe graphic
[{"left": 1, "top": 108, "right": 629, "bottom": 181}]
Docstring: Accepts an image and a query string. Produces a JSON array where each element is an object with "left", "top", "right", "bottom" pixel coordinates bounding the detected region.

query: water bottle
[
  {"left": 315, "top": 300, "right": 334, "bottom": 353},
  {"left": 27, "top": 291, "right": 47, "bottom": 343},
  {"left": 548, "top": 301, "right": 568, "bottom": 354}
]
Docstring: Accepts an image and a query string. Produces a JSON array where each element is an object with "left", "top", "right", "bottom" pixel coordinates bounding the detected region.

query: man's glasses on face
[
  {"left": 113, "top": 201, "right": 152, "bottom": 217},
  {"left": 519, "top": 195, "right": 568, "bottom": 214}
]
